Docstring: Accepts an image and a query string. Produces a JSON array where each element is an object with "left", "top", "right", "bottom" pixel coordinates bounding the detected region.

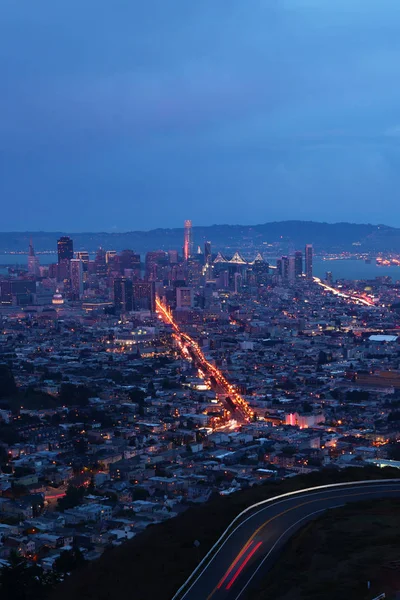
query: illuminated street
[{"left": 156, "top": 297, "right": 254, "bottom": 422}]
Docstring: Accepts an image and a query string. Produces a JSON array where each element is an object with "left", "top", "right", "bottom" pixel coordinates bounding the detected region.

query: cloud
[{"left": 1, "top": 0, "right": 400, "bottom": 229}]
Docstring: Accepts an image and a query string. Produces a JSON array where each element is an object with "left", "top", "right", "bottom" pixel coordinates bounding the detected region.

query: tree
[
  {"left": 302, "top": 401, "right": 313, "bottom": 414},
  {"left": 0, "top": 364, "right": 17, "bottom": 399},
  {"left": 54, "top": 548, "right": 86, "bottom": 575},
  {"left": 57, "top": 484, "right": 85, "bottom": 511},
  {"left": 129, "top": 388, "right": 146, "bottom": 404},
  {"left": 59, "top": 384, "right": 92, "bottom": 407},
  {"left": 131, "top": 486, "right": 150, "bottom": 500},
  {"left": 0, "top": 551, "right": 60, "bottom": 600}
]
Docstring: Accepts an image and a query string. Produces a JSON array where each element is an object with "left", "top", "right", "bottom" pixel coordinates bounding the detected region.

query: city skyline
[{"left": 2, "top": 1, "right": 400, "bottom": 230}]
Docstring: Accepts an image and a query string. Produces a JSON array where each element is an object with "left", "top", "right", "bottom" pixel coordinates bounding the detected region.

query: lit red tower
[{"left": 183, "top": 220, "right": 193, "bottom": 261}]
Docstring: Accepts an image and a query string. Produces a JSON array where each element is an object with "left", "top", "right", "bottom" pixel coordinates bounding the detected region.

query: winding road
[{"left": 172, "top": 480, "right": 400, "bottom": 600}]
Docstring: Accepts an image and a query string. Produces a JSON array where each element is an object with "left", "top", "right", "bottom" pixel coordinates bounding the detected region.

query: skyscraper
[
  {"left": 94, "top": 248, "right": 107, "bottom": 277},
  {"left": 176, "top": 287, "right": 193, "bottom": 309},
  {"left": 305, "top": 244, "right": 313, "bottom": 280},
  {"left": 294, "top": 251, "right": 303, "bottom": 278},
  {"left": 288, "top": 256, "right": 296, "bottom": 281},
  {"left": 204, "top": 241, "right": 212, "bottom": 265},
  {"left": 133, "top": 281, "right": 155, "bottom": 312},
  {"left": 183, "top": 220, "right": 193, "bottom": 261},
  {"left": 70, "top": 259, "right": 84, "bottom": 299},
  {"left": 145, "top": 251, "right": 168, "bottom": 281},
  {"left": 76, "top": 251, "right": 89, "bottom": 272},
  {"left": 57, "top": 236, "right": 73, "bottom": 264},
  {"left": 119, "top": 249, "right": 141, "bottom": 278},
  {"left": 105, "top": 250, "right": 117, "bottom": 264},
  {"left": 27, "top": 239, "right": 40, "bottom": 277},
  {"left": 114, "top": 278, "right": 133, "bottom": 312}
]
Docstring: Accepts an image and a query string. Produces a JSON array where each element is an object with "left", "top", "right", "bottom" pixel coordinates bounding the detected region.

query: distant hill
[{"left": 0, "top": 221, "right": 398, "bottom": 255}]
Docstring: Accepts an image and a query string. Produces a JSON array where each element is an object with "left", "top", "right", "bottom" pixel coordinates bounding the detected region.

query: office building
[
  {"left": 145, "top": 251, "right": 168, "bottom": 281},
  {"left": 133, "top": 281, "right": 155, "bottom": 312},
  {"left": 294, "top": 251, "right": 303, "bottom": 278},
  {"left": 27, "top": 239, "right": 40, "bottom": 277},
  {"left": 76, "top": 251, "right": 89, "bottom": 272},
  {"left": 0, "top": 280, "right": 36, "bottom": 306},
  {"left": 288, "top": 256, "right": 296, "bottom": 281},
  {"left": 183, "top": 220, "right": 193, "bottom": 261},
  {"left": 70, "top": 259, "right": 84, "bottom": 299},
  {"left": 168, "top": 250, "right": 178, "bottom": 264},
  {"left": 57, "top": 237, "right": 73, "bottom": 264},
  {"left": 114, "top": 278, "right": 133, "bottom": 312},
  {"left": 204, "top": 241, "right": 212, "bottom": 265},
  {"left": 277, "top": 256, "right": 289, "bottom": 281},
  {"left": 105, "top": 250, "right": 117, "bottom": 264},
  {"left": 176, "top": 287, "right": 194, "bottom": 309},
  {"left": 120, "top": 250, "right": 141, "bottom": 278},
  {"left": 305, "top": 244, "right": 313, "bottom": 280},
  {"left": 94, "top": 248, "right": 107, "bottom": 277}
]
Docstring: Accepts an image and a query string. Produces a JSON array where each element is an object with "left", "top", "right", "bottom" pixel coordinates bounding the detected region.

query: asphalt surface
[{"left": 176, "top": 481, "right": 400, "bottom": 600}]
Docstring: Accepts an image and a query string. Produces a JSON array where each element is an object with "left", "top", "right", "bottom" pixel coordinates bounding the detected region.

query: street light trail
[
  {"left": 313, "top": 277, "right": 375, "bottom": 306},
  {"left": 156, "top": 297, "right": 254, "bottom": 421}
]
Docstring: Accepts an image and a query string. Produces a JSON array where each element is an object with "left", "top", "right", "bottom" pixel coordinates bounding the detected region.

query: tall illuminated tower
[
  {"left": 57, "top": 236, "right": 73, "bottom": 264},
  {"left": 27, "top": 238, "right": 40, "bottom": 277},
  {"left": 70, "top": 259, "right": 84, "bottom": 299},
  {"left": 204, "top": 241, "right": 211, "bottom": 265},
  {"left": 183, "top": 220, "right": 193, "bottom": 261},
  {"left": 305, "top": 244, "right": 313, "bottom": 280}
]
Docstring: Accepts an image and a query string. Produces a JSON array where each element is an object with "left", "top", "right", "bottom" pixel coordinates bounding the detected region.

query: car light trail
[
  {"left": 225, "top": 541, "right": 263, "bottom": 590},
  {"left": 313, "top": 277, "right": 375, "bottom": 306},
  {"left": 156, "top": 297, "right": 254, "bottom": 421},
  {"left": 216, "top": 541, "right": 253, "bottom": 590}
]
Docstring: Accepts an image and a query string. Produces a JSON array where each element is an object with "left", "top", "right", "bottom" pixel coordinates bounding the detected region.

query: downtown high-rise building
[
  {"left": 119, "top": 249, "right": 141, "bottom": 278},
  {"left": 105, "top": 250, "right": 117, "bottom": 264},
  {"left": 27, "top": 239, "right": 40, "bottom": 277},
  {"left": 204, "top": 241, "right": 212, "bottom": 265},
  {"left": 305, "top": 244, "right": 313, "bottom": 280},
  {"left": 133, "top": 281, "right": 155, "bottom": 312},
  {"left": 57, "top": 236, "right": 73, "bottom": 264},
  {"left": 183, "top": 220, "right": 193, "bottom": 261},
  {"left": 70, "top": 259, "right": 84, "bottom": 299},
  {"left": 294, "top": 251, "right": 303, "bottom": 278},
  {"left": 76, "top": 251, "right": 89, "bottom": 273},
  {"left": 114, "top": 277, "right": 133, "bottom": 312}
]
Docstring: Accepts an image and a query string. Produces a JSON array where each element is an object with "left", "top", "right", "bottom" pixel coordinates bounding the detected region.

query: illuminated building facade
[
  {"left": 114, "top": 277, "right": 133, "bottom": 312},
  {"left": 204, "top": 241, "right": 212, "bottom": 265},
  {"left": 27, "top": 239, "right": 40, "bottom": 277},
  {"left": 76, "top": 251, "right": 89, "bottom": 268},
  {"left": 57, "top": 236, "right": 73, "bottom": 264},
  {"left": 294, "top": 251, "right": 303, "bottom": 277},
  {"left": 70, "top": 259, "right": 84, "bottom": 299},
  {"left": 183, "top": 220, "right": 193, "bottom": 261},
  {"left": 305, "top": 244, "right": 313, "bottom": 280},
  {"left": 176, "top": 286, "right": 194, "bottom": 309},
  {"left": 133, "top": 281, "right": 155, "bottom": 312}
]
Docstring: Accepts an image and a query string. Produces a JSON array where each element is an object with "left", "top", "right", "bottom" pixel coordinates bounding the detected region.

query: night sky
[{"left": 2, "top": 0, "right": 400, "bottom": 231}]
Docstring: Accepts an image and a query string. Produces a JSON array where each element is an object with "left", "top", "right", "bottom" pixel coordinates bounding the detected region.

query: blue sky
[{"left": 1, "top": 0, "right": 400, "bottom": 231}]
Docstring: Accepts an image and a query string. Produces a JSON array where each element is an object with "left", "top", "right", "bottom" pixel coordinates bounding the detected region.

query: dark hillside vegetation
[{"left": 51, "top": 467, "right": 400, "bottom": 600}]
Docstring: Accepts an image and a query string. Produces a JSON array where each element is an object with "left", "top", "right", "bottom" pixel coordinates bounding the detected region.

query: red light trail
[
  {"left": 225, "top": 541, "right": 263, "bottom": 590},
  {"left": 216, "top": 540, "right": 253, "bottom": 589},
  {"left": 156, "top": 297, "right": 254, "bottom": 421}
]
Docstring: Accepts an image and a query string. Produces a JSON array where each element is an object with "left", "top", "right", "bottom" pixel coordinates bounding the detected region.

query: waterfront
[
  {"left": 2, "top": 254, "right": 400, "bottom": 282},
  {"left": 313, "top": 258, "right": 400, "bottom": 281}
]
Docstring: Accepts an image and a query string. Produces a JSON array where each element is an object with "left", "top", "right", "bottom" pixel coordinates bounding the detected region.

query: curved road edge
[{"left": 171, "top": 478, "right": 400, "bottom": 600}]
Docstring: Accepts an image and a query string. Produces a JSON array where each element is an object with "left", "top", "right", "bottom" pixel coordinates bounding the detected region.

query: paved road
[{"left": 175, "top": 481, "right": 400, "bottom": 600}]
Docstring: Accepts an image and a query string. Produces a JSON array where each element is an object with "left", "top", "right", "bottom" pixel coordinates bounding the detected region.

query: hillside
[
  {"left": 252, "top": 497, "right": 400, "bottom": 600},
  {"left": 50, "top": 467, "right": 400, "bottom": 600},
  {"left": 0, "top": 221, "right": 399, "bottom": 255}
]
